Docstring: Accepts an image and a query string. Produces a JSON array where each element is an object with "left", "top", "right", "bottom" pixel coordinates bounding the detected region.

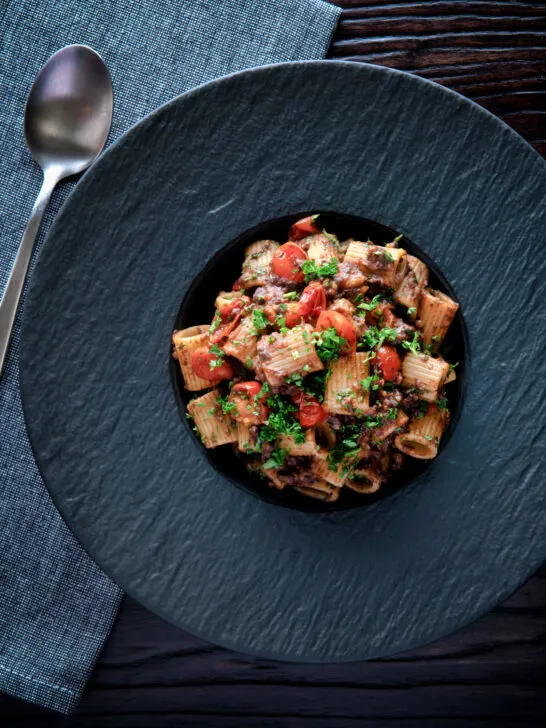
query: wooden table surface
[{"left": 2, "top": 1, "right": 545, "bottom": 725}]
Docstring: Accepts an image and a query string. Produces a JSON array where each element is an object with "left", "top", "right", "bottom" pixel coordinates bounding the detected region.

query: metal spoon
[{"left": 0, "top": 45, "right": 113, "bottom": 377}]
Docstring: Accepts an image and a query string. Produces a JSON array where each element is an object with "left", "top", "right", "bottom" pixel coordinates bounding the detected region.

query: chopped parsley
[
  {"left": 283, "top": 291, "right": 298, "bottom": 300},
  {"left": 301, "top": 258, "right": 339, "bottom": 283},
  {"left": 361, "top": 326, "right": 398, "bottom": 350},
  {"left": 401, "top": 332, "right": 422, "bottom": 355},
  {"left": 276, "top": 314, "right": 288, "bottom": 333},
  {"left": 209, "top": 311, "right": 222, "bottom": 334},
  {"left": 407, "top": 306, "right": 417, "bottom": 316},
  {"left": 260, "top": 394, "right": 306, "bottom": 444},
  {"left": 302, "top": 371, "right": 326, "bottom": 402},
  {"left": 336, "top": 389, "right": 354, "bottom": 402},
  {"left": 357, "top": 294, "right": 383, "bottom": 315},
  {"left": 252, "top": 308, "right": 269, "bottom": 331},
  {"left": 209, "top": 343, "right": 226, "bottom": 369},
  {"left": 436, "top": 397, "right": 449, "bottom": 411},
  {"left": 263, "top": 447, "right": 288, "bottom": 469},
  {"left": 374, "top": 249, "right": 394, "bottom": 262},
  {"left": 363, "top": 415, "right": 383, "bottom": 429},
  {"left": 219, "top": 394, "right": 237, "bottom": 415},
  {"left": 415, "top": 401, "right": 429, "bottom": 420},
  {"left": 286, "top": 372, "right": 304, "bottom": 386},
  {"left": 327, "top": 423, "right": 362, "bottom": 472},
  {"left": 360, "top": 372, "right": 380, "bottom": 391},
  {"left": 387, "top": 407, "right": 398, "bottom": 419},
  {"left": 313, "top": 327, "right": 346, "bottom": 363}
]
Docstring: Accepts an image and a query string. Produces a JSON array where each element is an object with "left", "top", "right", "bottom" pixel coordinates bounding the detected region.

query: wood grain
[
  {"left": 1, "top": 2, "right": 545, "bottom": 725},
  {"left": 329, "top": 0, "right": 546, "bottom": 156}
]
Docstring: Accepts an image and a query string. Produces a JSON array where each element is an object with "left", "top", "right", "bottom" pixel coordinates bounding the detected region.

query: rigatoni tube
[
  {"left": 324, "top": 352, "right": 371, "bottom": 415},
  {"left": 240, "top": 240, "right": 279, "bottom": 288},
  {"left": 222, "top": 313, "right": 258, "bottom": 366},
  {"left": 395, "top": 404, "right": 448, "bottom": 459},
  {"left": 172, "top": 325, "right": 211, "bottom": 391},
  {"left": 402, "top": 352, "right": 449, "bottom": 402},
  {"left": 257, "top": 324, "right": 323, "bottom": 387},
  {"left": 395, "top": 254, "right": 429, "bottom": 311},
  {"left": 187, "top": 390, "right": 237, "bottom": 448},
  {"left": 307, "top": 233, "right": 338, "bottom": 266},
  {"left": 418, "top": 288, "right": 459, "bottom": 345},
  {"left": 344, "top": 241, "right": 407, "bottom": 288}
]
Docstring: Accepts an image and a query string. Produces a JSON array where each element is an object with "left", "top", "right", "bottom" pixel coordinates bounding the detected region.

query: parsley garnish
[
  {"left": 219, "top": 394, "right": 237, "bottom": 415},
  {"left": 407, "top": 306, "right": 417, "bottom": 316},
  {"left": 283, "top": 291, "right": 298, "bottom": 300},
  {"left": 208, "top": 343, "right": 226, "bottom": 369},
  {"left": 374, "top": 249, "right": 394, "bottom": 262},
  {"left": 263, "top": 447, "right": 288, "bottom": 470},
  {"left": 436, "top": 397, "right": 449, "bottom": 411},
  {"left": 387, "top": 407, "right": 398, "bottom": 420},
  {"left": 301, "top": 258, "right": 339, "bottom": 282},
  {"left": 364, "top": 415, "right": 383, "bottom": 429},
  {"left": 260, "top": 394, "right": 306, "bottom": 444},
  {"left": 357, "top": 294, "right": 383, "bottom": 315},
  {"left": 362, "top": 326, "right": 397, "bottom": 350},
  {"left": 209, "top": 311, "right": 222, "bottom": 334},
  {"left": 313, "top": 327, "right": 346, "bottom": 363},
  {"left": 252, "top": 309, "right": 269, "bottom": 331},
  {"left": 401, "top": 332, "right": 422, "bottom": 355},
  {"left": 360, "top": 373, "right": 380, "bottom": 391},
  {"left": 327, "top": 423, "right": 361, "bottom": 472}
]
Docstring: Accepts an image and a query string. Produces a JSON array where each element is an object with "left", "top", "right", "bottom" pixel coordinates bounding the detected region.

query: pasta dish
[{"left": 173, "top": 215, "right": 459, "bottom": 503}]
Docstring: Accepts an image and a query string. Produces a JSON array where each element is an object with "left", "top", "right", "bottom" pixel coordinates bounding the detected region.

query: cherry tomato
[
  {"left": 376, "top": 345, "right": 401, "bottom": 381},
  {"left": 271, "top": 243, "right": 307, "bottom": 283},
  {"left": 229, "top": 381, "right": 269, "bottom": 424},
  {"left": 285, "top": 282, "right": 326, "bottom": 328},
  {"left": 298, "top": 282, "right": 326, "bottom": 320},
  {"left": 316, "top": 310, "right": 357, "bottom": 353},
  {"left": 288, "top": 216, "right": 321, "bottom": 241},
  {"left": 210, "top": 296, "right": 250, "bottom": 344},
  {"left": 191, "top": 347, "right": 234, "bottom": 381},
  {"left": 291, "top": 392, "right": 328, "bottom": 427}
]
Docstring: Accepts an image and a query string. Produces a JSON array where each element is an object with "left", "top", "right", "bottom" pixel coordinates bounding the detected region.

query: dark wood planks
[
  {"left": 1, "top": 2, "right": 545, "bottom": 726},
  {"left": 329, "top": 0, "right": 546, "bottom": 154}
]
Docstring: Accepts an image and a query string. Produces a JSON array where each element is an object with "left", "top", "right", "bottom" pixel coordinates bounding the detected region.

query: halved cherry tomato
[
  {"left": 376, "top": 345, "right": 401, "bottom": 381},
  {"left": 316, "top": 310, "right": 357, "bottom": 353},
  {"left": 298, "top": 282, "right": 326, "bottom": 320},
  {"left": 288, "top": 216, "right": 321, "bottom": 241},
  {"left": 191, "top": 347, "right": 234, "bottom": 381},
  {"left": 229, "top": 381, "right": 269, "bottom": 424},
  {"left": 284, "top": 302, "right": 304, "bottom": 329},
  {"left": 285, "top": 282, "right": 326, "bottom": 328},
  {"left": 291, "top": 392, "right": 328, "bottom": 428},
  {"left": 210, "top": 296, "right": 250, "bottom": 344},
  {"left": 271, "top": 242, "right": 307, "bottom": 283}
]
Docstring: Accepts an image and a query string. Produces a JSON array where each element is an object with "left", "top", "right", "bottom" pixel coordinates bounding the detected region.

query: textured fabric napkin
[{"left": 0, "top": 0, "right": 340, "bottom": 714}]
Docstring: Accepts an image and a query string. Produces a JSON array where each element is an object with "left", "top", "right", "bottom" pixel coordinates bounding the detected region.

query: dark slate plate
[{"left": 20, "top": 61, "right": 546, "bottom": 661}]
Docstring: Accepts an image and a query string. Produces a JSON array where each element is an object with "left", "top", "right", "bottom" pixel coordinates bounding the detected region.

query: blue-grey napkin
[{"left": 0, "top": 0, "right": 340, "bottom": 713}]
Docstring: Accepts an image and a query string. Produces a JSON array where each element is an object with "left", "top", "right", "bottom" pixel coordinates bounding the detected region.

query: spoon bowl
[
  {"left": 0, "top": 45, "right": 113, "bottom": 376},
  {"left": 24, "top": 45, "right": 113, "bottom": 176}
]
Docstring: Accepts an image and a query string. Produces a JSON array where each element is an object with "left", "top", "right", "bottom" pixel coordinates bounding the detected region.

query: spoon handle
[{"left": 0, "top": 170, "right": 59, "bottom": 377}]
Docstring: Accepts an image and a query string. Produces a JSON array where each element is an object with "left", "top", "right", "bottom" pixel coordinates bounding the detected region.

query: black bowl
[{"left": 172, "top": 211, "right": 469, "bottom": 511}]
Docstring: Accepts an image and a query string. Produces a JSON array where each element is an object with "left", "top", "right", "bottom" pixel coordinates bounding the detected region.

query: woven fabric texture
[{"left": 0, "top": 0, "right": 340, "bottom": 713}]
